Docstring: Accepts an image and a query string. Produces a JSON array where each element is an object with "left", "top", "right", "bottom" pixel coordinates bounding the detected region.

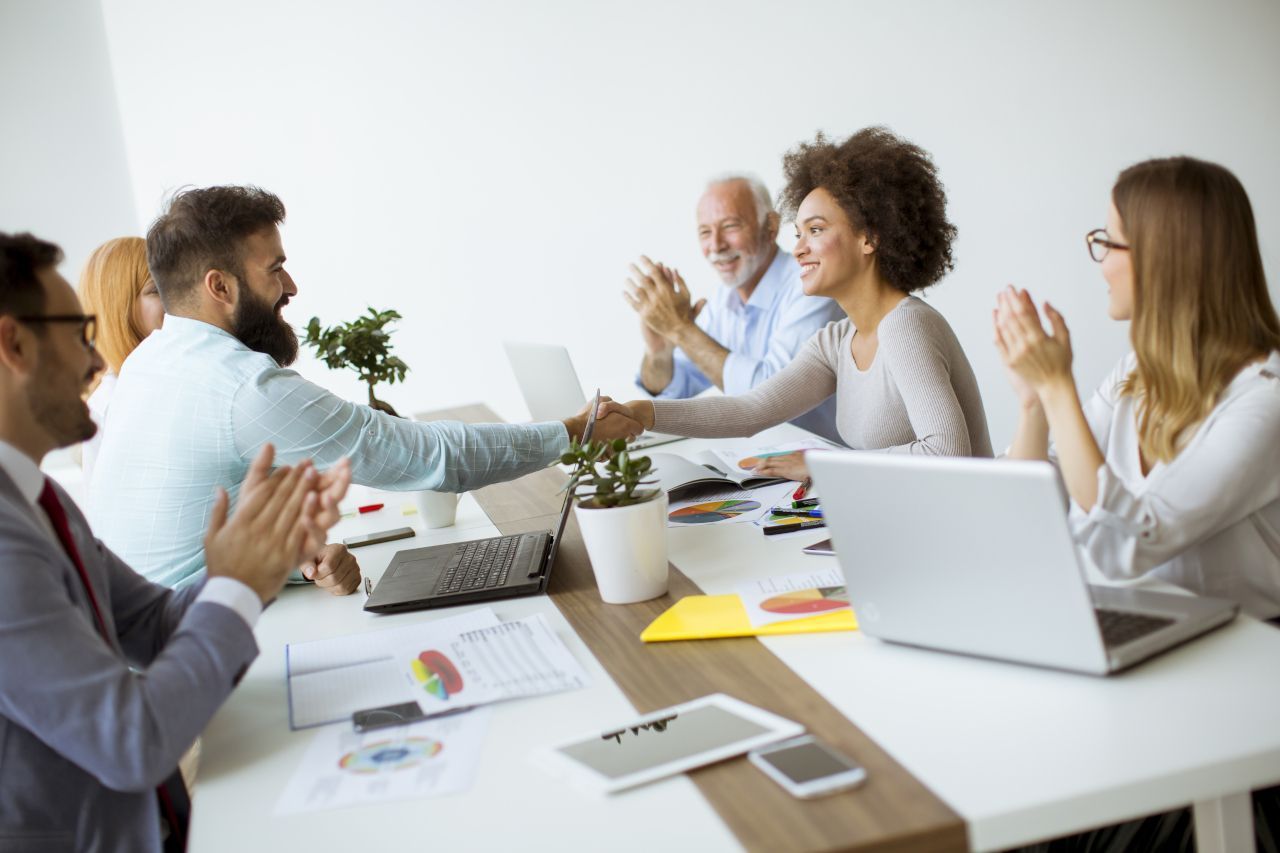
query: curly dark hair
[{"left": 779, "top": 127, "right": 956, "bottom": 293}]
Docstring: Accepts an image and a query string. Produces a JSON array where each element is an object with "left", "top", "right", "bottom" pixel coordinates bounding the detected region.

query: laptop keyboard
[
  {"left": 1095, "top": 608, "right": 1175, "bottom": 647},
  {"left": 433, "top": 535, "right": 528, "bottom": 595}
]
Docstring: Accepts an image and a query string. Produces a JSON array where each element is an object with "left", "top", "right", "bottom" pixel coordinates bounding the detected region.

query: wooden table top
[{"left": 425, "top": 404, "right": 966, "bottom": 853}]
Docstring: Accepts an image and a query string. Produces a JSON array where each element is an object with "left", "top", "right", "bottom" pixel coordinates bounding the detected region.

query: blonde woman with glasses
[
  {"left": 995, "top": 156, "right": 1280, "bottom": 622},
  {"left": 77, "top": 236, "right": 165, "bottom": 482},
  {"left": 996, "top": 157, "right": 1280, "bottom": 852}
]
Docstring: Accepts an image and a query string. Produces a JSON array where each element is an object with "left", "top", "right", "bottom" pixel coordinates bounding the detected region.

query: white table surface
[
  {"left": 188, "top": 482, "right": 739, "bottom": 853},
  {"left": 663, "top": 426, "right": 1280, "bottom": 852},
  {"left": 187, "top": 425, "right": 1280, "bottom": 853}
]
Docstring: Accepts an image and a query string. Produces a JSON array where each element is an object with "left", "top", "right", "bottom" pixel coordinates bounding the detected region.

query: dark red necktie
[{"left": 38, "top": 479, "right": 190, "bottom": 853}]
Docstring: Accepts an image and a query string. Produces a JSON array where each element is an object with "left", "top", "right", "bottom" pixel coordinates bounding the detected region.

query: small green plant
[
  {"left": 304, "top": 307, "right": 410, "bottom": 416},
  {"left": 560, "top": 438, "right": 660, "bottom": 508}
]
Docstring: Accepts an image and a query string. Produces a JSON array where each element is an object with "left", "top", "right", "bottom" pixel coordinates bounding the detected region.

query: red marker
[
  {"left": 792, "top": 478, "right": 811, "bottom": 501},
  {"left": 357, "top": 503, "right": 385, "bottom": 514}
]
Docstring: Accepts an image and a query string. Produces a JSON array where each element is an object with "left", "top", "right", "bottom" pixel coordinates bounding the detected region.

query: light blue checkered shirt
[
  {"left": 87, "top": 315, "right": 568, "bottom": 589},
  {"left": 638, "top": 250, "right": 843, "bottom": 442}
]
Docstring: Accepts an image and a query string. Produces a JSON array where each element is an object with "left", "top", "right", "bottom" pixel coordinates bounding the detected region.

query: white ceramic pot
[
  {"left": 414, "top": 490, "right": 460, "bottom": 529},
  {"left": 573, "top": 493, "right": 669, "bottom": 604}
]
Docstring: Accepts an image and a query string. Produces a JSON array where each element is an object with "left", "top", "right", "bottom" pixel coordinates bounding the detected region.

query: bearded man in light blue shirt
[
  {"left": 624, "top": 174, "right": 842, "bottom": 442},
  {"left": 88, "top": 186, "right": 641, "bottom": 591}
]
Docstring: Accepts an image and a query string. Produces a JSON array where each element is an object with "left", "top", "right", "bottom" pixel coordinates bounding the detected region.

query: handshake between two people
[
  {"left": 203, "top": 444, "right": 354, "bottom": 604},
  {"left": 560, "top": 397, "right": 659, "bottom": 445}
]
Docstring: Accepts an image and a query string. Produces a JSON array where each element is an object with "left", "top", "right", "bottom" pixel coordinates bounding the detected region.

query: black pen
[{"left": 762, "top": 519, "right": 826, "bottom": 536}]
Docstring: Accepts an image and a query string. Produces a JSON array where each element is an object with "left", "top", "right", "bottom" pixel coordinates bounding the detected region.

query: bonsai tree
[
  {"left": 560, "top": 438, "right": 660, "bottom": 508},
  {"left": 303, "top": 307, "right": 410, "bottom": 416}
]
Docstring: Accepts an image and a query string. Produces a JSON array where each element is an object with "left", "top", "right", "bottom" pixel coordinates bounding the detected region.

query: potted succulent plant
[
  {"left": 560, "top": 438, "right": 669, "bottom": 604},
  {"left": 303, "top": 307, "right": 410, "bottom": 416}
]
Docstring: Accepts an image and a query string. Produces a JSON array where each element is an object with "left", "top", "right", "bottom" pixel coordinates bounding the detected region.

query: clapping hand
[
  {"left": 993, "top": 286, "right": 1074, "bottom": 401},
  {"left": 623, "top": 256, "right": 707, "bottom": 342},
  {"left": 204, "top": 445, "right": 353, "bottom": 603}
]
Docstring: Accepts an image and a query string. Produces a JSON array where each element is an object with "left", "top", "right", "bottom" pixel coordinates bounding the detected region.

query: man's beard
[
  {"left": 27, "top": 350, "right": 97, "bottom": 450},
  {"left": 707, "top": 232, "right": 772, "bottom": 290},
  {"left": 233, "top": 284, "right": 299, "bottom": 367}
]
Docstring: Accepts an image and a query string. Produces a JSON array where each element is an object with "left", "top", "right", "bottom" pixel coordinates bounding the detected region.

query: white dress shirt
[
  {"left": 88, "top": 315, "right": 570, "bottom": 589},
  {"left": 1068, "top": 351, "right": 1280, "bottom": 619},
  {"left": 640, "top": 250, "right": 844, "bottom": 442},
  {"left": 0, "top": 439, "right": 261, "bottom": 627}
]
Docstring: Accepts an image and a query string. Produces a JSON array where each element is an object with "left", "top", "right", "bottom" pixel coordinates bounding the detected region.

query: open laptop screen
[{"left": 545, "top": 389, "right": 600, "bottom": 569}]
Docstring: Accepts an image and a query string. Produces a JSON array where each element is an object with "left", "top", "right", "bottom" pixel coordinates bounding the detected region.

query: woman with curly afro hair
[{"left": 625, "top": 127, "right": 991, "bottom": 477}]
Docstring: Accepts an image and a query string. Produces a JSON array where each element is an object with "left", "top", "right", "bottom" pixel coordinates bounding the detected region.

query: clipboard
[{"left": 641, "top": 594, "right": 857, "bottom": 642}]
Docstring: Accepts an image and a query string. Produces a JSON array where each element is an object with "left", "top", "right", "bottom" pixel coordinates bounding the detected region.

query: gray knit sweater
[{"left": 651, "top": 296, "right": 993, "bottom": 457}]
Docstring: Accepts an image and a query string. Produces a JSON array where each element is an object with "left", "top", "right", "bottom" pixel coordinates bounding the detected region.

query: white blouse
[
  {"left": 1067, "top": 351, "right": 1280, "bottom": 619},
  {"left": 80, "top": 371, "right": 116, "bottom": 486}
]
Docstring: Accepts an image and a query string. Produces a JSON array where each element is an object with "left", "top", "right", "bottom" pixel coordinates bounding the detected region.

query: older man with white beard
[{"left": 624, "top": 174, "right": 842, "bottom": 441}]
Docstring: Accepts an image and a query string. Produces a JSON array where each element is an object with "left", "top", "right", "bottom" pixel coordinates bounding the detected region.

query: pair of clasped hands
[{"left": 202, "top": 445, "right": 354, "bottom": 604}]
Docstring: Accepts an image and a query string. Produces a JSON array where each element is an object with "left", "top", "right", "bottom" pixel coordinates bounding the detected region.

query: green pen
[{"left": 792, "top": 497, "right": 821, "bottom": 509}]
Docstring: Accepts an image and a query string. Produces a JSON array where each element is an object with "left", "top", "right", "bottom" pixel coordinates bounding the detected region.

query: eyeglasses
[
  {"left": 16, "top": 314, "right": 98, "bottom": 349},
  {"left": 1085, "top": 228, "right": 1130, "bottom": 263}
]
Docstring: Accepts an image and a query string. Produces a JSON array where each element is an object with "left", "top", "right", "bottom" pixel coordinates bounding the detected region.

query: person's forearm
[
  {"left": 640, "top": 350, "right": 675, "bottom": 395},
  {"left": 669, "top": 324, "right": 730, "bottom": 389},
  {"left": 1008, "top": 402, "right": 1050, "bottom": 460},
  {"left": 1040, "top": 379, "right": 1105, "bottom": 511}
]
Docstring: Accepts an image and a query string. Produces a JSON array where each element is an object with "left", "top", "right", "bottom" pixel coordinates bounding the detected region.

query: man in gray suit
[{"left": 0, "top": 231, "right": 350, "bottom": 852}]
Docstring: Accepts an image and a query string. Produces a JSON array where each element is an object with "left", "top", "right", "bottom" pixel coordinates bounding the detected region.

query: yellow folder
[{"left": 641, "top": 594, "right": 857, "bottom": 642}]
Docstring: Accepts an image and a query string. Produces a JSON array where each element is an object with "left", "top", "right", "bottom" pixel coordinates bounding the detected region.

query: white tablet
[{"left": 533, "top": 693, "right": 804, "bottom": 794}]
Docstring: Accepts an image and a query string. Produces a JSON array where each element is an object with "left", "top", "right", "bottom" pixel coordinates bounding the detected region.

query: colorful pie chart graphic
[
  {"left": 669, "top": 499, "right": 761, "bottom": 524},
  {"left": 760, "top": 586, "right": 850, "bottom": 615},
  {"left": 411, "top": 650, "right": 464, "bottom": 700},
  {"left": 338, "top": 737, "right": 442, "bottom": 775},
  {"left": 737, "top": 451, "right": 798, "bottom": 470},
  {"left": 762, "top": 513, "right": 810, "bottom": 527}
]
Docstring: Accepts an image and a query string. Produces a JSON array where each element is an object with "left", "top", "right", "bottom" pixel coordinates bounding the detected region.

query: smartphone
[
  {"left": 748, "top": 735, "right": 867, "bottom": 798},
  {"left": 352, "top": 701, "right": 426, "bottom": 732},
  {"left": 802, "top": 538, "right": 835, "bottom": 556},
  {"left": 343, "top": 526, "right": 416, "bottom": 549}
]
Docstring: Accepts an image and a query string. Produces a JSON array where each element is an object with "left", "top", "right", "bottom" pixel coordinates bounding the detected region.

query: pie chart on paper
[
  {"left": 760, "top": 586, "right": 850, "bottom": 615},
  {"left": 668, "top": 499, "right": 762, "bottom": 524}
]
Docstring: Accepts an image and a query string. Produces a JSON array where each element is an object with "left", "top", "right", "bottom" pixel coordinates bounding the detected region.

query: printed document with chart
[
  {"left": 393, "top": 612, "right": 592, "bottom": 711},
  {"left": 275, "top": 708, "right": 493, "bottom": 814}
]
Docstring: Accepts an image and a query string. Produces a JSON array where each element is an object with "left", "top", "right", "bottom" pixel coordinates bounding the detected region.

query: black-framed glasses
[
  {"left": 1085, "top": 228, "right": 1130, "bottom": 263},
  {"left": 16, "top": 314, "right": 98, "bottom": 349}
]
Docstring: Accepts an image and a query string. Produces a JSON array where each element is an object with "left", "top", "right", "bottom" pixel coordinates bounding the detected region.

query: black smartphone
[
  {"left": 342, "top": 526, "right": 416, "bottom": 549},
  {"left": 352, "top": 701, "right": 426, "bottom": 732},
  {"left": 802, "top": 538, "right": 835, "bottom": 555}
]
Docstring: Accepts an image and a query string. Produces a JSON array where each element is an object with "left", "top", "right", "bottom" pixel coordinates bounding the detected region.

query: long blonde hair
[
  {"left": 1115, "top": 157, "right": 1280, "bottom": 463},
  {"left": 78, "top": 236, "right": 152, "bottom": 375}
]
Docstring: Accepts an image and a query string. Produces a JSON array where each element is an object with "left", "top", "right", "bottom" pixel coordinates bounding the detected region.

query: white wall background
[
  {"left": 0, "top": 0, "right": 136, "bottom": 278},
  {"left": 8, "top": 0, "right": 1280, "bottom": 450}
]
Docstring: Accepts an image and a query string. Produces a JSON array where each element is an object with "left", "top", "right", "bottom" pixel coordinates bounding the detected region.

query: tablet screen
[{"left": 557, "top": 704, "right": 772, "bottom": 780}]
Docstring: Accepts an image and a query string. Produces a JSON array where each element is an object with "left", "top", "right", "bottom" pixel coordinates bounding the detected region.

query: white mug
[{"left": 414, "top": 490, "right": 460, "bottom": 529}]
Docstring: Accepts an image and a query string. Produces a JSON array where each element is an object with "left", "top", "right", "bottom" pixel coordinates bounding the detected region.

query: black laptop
[{"left": 363, "top": 392, "right": 597, "bottom": 614}]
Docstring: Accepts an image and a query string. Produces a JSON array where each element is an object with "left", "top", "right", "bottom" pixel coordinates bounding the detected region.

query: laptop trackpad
[{"left": 385, "top": 548, "right": 450, "bottom": 587}]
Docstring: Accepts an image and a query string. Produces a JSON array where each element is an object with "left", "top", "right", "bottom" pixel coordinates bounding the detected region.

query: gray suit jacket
[{"left": 0, "top": 470, "right": 258, "bottom": 853}]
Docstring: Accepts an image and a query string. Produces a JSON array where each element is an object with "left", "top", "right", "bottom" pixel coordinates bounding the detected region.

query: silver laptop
[
  {"left": 502, "top": 341, "right": 683, "bottom": 451},
  {"left": 807, "top": 453, "right": 1238, "bottom": 675}
]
